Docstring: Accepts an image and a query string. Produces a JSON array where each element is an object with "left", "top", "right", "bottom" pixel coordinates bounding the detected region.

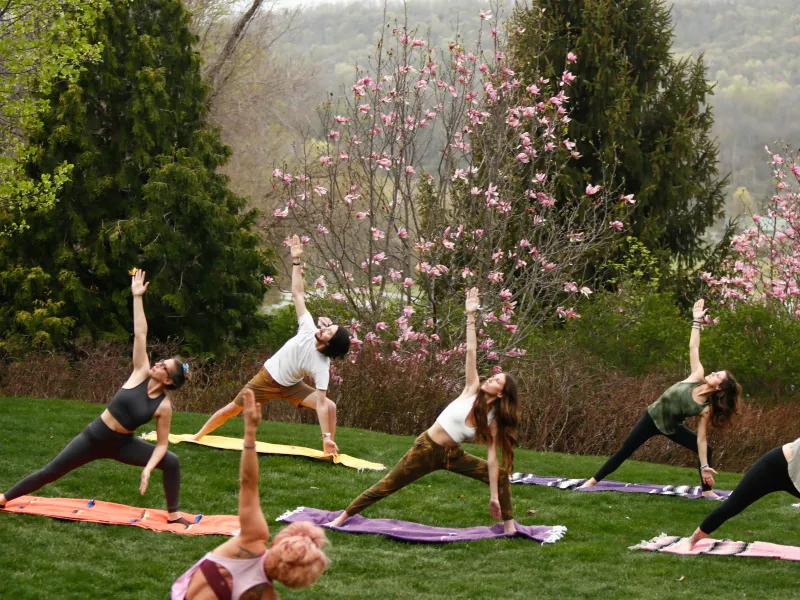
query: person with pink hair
[{"left": 171, "top": 389, "right": 329, "bottom": 599}]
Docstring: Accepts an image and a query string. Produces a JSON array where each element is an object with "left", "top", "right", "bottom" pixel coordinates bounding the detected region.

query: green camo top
[
  {"left": 788, "top": 438, "right": 800, "bottom": 494},
  {"left": 647, "top": 381, "right": 706, "bottom": 435}
]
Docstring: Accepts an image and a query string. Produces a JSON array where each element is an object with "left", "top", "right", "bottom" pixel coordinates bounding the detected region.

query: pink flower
[
  {"left": 314, "top": 277, "right": 326, "bottom": 289},
  {"left": 403, "top": 305, "right": 415, "bottom": 317},
  {"left": 375, "top": 322, "right": 389, "bottom": 331},
  {"left": 273, "top": 207, "right": 288, "bottom": 218},
  {"left": 358, "top": 104, "right": 371, "bottom": 113},
  {"left": 609, "top": 221, "right": 624, "bottom": 231},
  {"left": 461, "top": 267, "right": 474, "bottom": 279},
  {"left": 262, "top": 276, "right": 274, "bottom": 286},
  {"left": 356, "top": 211, "right": 370, "bottom": 220},
  {"left": 544, "top": 262, "right": 557, "bottom": 271},
  {"left": 372, "top": 275, "right": 383, "bottom": 285},
  {"left": 567, "top": 52, "right": 577, "bottom": 63},
  {"left": 586, "top": 184, "right": 602, "bottom": 196},
  {"left": 373, "top": 252, "right": 386, "bottom": 263},
  {"left": 343, "top": 193, "right": 359, "bottom": 203},
  {"left": 403, "top": 277, "right": 414, "bottom": 288},
  {"left": 334, "top": 115, "right": 352, "bottom": 124},
  {"left": 376, "top": 157, "right": 392, "bottom": 169},
  {"left": 564, "top": 282, "right": 578, "bottom": 293},
  {"left": 371, "top": 227, "right": 386, "bottom": 240},
  {"left": 411, "top": 39, "right": 425, "bottom": 47},
  {"left": 479, "top": 10, "right": 492, "bottom": 20},
  {"left": 317, "top": 224, "right": 329, "bottom": 234},
  {"left": 580, "top": 286, "right": 592, "bottom": 297},
  {"left": 621, "top": 193, "right": 635, "bottom": 204},
  {"left": 405, "top": 165, "right": 415, "bottom": 175},
  {"left": 313, "top": 185, "right": 328, "bottom": 196},
  {"left": 397, "top": 227, "right": 408, "bottom": 239},
  {"left": 330, "top": 293, "right": 345, "bottom": 302},
  {"left": 488, "top": 271, "right": 504, "bottom": 282},
  {"left": 516, "top": 152, "right": 530, "bottom": 164},
  {"left": 389, "top": 269, "right": 402, "bottom": 281},
  {"left": 499, "top": 288, "right": 512, "bottom": 300},
  {"left": 561, "top": 71, "right": 576, "bottom": 85}
]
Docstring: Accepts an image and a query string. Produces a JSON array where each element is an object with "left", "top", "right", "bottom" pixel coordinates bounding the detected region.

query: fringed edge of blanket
[
  {"left": 276, "top": 506, "right": 307, "bottom": 522},
  {"left": 541, "top": 525, "right": 568, "bottom": 545}
]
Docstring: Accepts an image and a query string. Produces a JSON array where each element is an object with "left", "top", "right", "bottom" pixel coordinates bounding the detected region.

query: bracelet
[
  {"left": 292, "top": 262, "right": 302, "bottom": 266},
  {"left": 700, "top": 464, "right": 709, "bottom": 470},
  {"left": 322, "top": 432, "right": 332, "bottom": 438},
  {"left": 691, "top": 325, "right": 701, "bottom": 329},
  {"left": 243, "top": 444, "right": 256, "bottom": 449}
]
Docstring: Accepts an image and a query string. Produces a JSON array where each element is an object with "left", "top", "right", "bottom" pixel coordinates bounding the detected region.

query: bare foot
[
  {"left": 326, "top": 512, "right": 349, "bottom": 528},
  {"left": 0, "top": 494, "right": 6, "bottom": 508},
  {"left": 674, "top": 538, "right": 696, "bottom": 552},
  {"left": 190, "top": 433, "right": 203, "bottom": 442},
  {"left": 577, "top": 477, "right": 597, "bottom": 489},
  {"left": 702, "top": 490, "right": 721, "bottom": 500},
  {"left": 503, "top": 520, "right": 516, "bottom": 535}
]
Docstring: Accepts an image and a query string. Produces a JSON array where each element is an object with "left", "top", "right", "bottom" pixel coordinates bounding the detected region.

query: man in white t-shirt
[{"left": 191, "top": 234, "right": 351, "bottom": 454}]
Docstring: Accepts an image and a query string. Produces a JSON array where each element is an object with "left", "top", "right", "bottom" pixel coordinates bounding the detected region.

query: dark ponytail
[
  {"left": 709, "top": 371, "right": 741, "bottom": 428},
  {"left": 472, "top": 374, "right": 520, "bottom": 473}
]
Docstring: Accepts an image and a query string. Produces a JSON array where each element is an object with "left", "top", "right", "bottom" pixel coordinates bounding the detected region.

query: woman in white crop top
[
  {"left": 172, "top": 390, "right": 330, "bottom": 599},
  {"left": 327, "top": 288, "right": 520, "bottom": 534}
]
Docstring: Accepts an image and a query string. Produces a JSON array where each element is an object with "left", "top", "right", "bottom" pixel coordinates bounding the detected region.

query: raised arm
[
  {"left": 236, "top": 390, "right": 269, "bottom": 545},
  {"left": 290, "top": 234, "right": 308, "bottom": 320},
  {"left": 686, "top": 298, "right": 707, "bottom": 381},
  {"left": 463, "top": 288, "right": 480, "bottom": 396},
  {"left": 131, "top": 269, "right": 150, "bottom": 372}
]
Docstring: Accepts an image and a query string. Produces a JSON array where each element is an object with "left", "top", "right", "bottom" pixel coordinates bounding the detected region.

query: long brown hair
[
  {"left": 472, "top": 373, "right": 520, "bottom": 473},
  {"left": 708, "top": 370, "right": 742, "bottom": 428}
]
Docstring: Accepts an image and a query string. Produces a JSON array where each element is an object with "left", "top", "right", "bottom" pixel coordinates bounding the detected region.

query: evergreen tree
[
  {"left": 0, "top": 0, "right": 269, "bottom": 355},
  {"left": 509, "top": 0, "right": 727, "bottom": 271}
]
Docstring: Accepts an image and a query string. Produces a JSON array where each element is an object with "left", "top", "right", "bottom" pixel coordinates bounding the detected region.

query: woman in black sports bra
[{"left": 1, "top": 270, "right": 191, "bottom": 524}]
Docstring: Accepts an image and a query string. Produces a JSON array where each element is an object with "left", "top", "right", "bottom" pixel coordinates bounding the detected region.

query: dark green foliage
[
  {"left": 509, "top": 0, "right": 727, "bottom": 275},
  {"left": 0, "top": 0, "right": 269, "bottom": 356}
]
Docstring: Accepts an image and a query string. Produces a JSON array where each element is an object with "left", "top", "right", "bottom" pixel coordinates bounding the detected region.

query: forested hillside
[{"left": 278, "top": 0, "right": 799, "bottom": 223}]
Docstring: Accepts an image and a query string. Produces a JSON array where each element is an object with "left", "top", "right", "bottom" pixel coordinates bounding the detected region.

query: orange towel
[{"left": 1, "top": 496, "right": 240, "bottom": 536}]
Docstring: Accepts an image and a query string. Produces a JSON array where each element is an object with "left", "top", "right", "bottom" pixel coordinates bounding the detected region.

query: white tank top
[{"left": 435, "top": 394, "right": 494, "bottom": 444}]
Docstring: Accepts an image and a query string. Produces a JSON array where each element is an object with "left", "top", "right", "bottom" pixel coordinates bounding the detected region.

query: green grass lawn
[{"left": 1, "top": 397, "right": 798, "bottom": 599}]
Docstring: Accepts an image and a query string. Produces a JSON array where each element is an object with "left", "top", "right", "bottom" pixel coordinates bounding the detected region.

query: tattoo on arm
[
  {"left": 236, "top": 545, "right": 259, "bottom": 559},
  {"left": 240, "top": 584, "right": 272, "bottom": 600}
]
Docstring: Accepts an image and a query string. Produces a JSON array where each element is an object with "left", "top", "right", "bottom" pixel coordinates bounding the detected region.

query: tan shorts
[{"left": 233, "top": 367, "right": 316, "bottom": 408}]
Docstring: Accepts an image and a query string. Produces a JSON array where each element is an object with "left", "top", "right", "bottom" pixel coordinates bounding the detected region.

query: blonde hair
[{"left": 264, "top": 522, "right": 329, "bottom": 588}]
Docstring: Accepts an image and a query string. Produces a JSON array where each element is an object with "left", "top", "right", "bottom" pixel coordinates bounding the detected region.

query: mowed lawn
[{"left": 1, "top": 398, "right": 798, "bottom": 599}]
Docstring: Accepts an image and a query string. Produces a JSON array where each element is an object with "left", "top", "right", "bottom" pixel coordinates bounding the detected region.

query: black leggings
[
  {"left": 700, "top": 446, "right": 800, "bottom": 535},
  {"left": 594, "top": 411, "right": 713, "bottom": 491},
  {"left": 3, "top": 418, "right": 181, "bottom": 512}
]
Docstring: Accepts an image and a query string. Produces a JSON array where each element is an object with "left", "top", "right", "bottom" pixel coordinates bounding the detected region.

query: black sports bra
[{"left": 107, "top": 378, "right": 165, "bottom": 431}]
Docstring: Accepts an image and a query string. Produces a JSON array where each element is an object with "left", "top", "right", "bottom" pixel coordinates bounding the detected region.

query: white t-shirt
[
  {"left": 264, "top": 312, "right": 330, "bottom": 390},
  {"left": 435, "top": 394, "right": 494, "bottom": 444}
]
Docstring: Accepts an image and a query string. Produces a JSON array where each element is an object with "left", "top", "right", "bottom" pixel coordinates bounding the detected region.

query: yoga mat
[
  {"left": 630, "top": 533, "right": 800, "bottom": 562},
  {"left": 276, "top": 506, "right": 567, "bottom": 545},
  {"left": 1, "top": 496, "right": 240, "bottom": 536},
  {"left": 509, "top": 472, "right": 731, "bottom": 500},
  {"left": 142, "top": 432, "right": 386, "bottom": 471}
]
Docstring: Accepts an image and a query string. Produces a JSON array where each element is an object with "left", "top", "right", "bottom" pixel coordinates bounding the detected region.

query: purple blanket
[
  {"left": 509, "top": 473, "right": 731, "bottom": 500},
  {"left": 276, "top": 507, "right": 567, "bottom": 545}
]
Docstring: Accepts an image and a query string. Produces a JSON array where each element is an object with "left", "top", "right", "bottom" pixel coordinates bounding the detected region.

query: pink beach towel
[{"left": 630, "top": 533, "right": 800, "bottom": 561}]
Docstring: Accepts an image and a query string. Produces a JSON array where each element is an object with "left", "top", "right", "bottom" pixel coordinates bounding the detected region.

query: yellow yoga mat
[{"left": 142, "top": 433, "right": 386, "bottom": 471}]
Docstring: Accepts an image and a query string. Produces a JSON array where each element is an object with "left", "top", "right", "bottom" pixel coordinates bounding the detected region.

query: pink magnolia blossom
[
  {"left": 586, "top": 184, "right": 602, "bottom": 196},
  {"left": 273, "top": 207, "right": 288, "bottom": 218},
  {"left": 314, "top": 277, "right": 327, "bottom": 289},
  {"left": 371, "top": 227, "right": 386, "bottom": 240},
  {"left": 397, "top": 227, "right": 408, "bottom": 239},
  {"left": 356, "top": 211, "right": 370, "bottom": 220},
  {"left": 488, "top": 271, "right": 504, "bottom": 282},
  {"left": 334, "top": 115, "right": 352, "bottom": 124},
  {"left": 316, "top": 224, "right": 330, "bottom": 234},
  {"left": 403, "top": 305, "right": 415, "bottom": 317},
  {"left": 263, "top": 276, "right": 274, "bottom": 286},
  {"left": 609, "top": 221, "right": 624, "bottom": 231},
  {"left": 372, "top": 252, "right": 387, "bottom": 263},
  {"left": 371, "top": 275, "right": 383, "bottom": 285},
  {"left": 313, "top": 185, "right": 328, "bottom": 196},
  {"left": 499, "top": 288, "right": 512, "bottom": 300},
  {"left": 461, "top": 266, "right": 474, "bottom": 279},
  {"left": 375, "top": 322, "right": 389, "bottom": 331},
  {"left": 330, "top": 292, "right": 345, "bottom": 302},
  {"left": 580, "top": 286, "right": 593, "bottom": 297},
  {"left": 567, "top": 52, "right": 578, "bottom": 62},
  {"left": 389, "top": 268, "right": 403, "bottom": 281},
  {"left": 564, "top": 282, "right": 578, "bottom": 293},
  {"left": 479, "top": 10, "right": 492, "bottom": 20},
  {"left": 621, "top": 193, "right": 635, "bottom": 204},
  {"left": 403, "top": 277, "right": 414, "bottom": 288}
]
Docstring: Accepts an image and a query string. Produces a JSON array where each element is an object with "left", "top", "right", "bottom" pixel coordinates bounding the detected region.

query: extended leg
[
  {"left": 585, "top": 411, "right": 661, "bottom": 485},
  {"left": 330, "top": 434, "right": 440, "bottom": 525},
  {"left": 2, "top": 427, "right": 102, "bottom": 503}
]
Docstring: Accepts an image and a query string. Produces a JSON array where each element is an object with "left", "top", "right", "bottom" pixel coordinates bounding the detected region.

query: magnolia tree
[
  {"left": 706, "top": 145, "right": 800, "bottom": 314},
  {"left": 268, "top": 4, "right": 633, "bottom": 368}
]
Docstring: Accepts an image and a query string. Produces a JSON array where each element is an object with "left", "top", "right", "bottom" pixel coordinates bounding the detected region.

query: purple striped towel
[
  {"left": 276, "top": 507, "right": 566, "bottom": 545},
  {"left": 510, "top": 473, "right": 731, "bottom": 500}
]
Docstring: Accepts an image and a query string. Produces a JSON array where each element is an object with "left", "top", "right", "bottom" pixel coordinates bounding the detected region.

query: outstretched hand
[
  {"left": 290, "top": 234, "right": 304, "bottom": 260},
  {"left": 139, "top": 468, "right": 151, "bottom": 495},
  {"left": 489, "top": 498, "right": 502, "bottom": 521},
  {"left": 701, "top": 466, "right": 718, "bottom": 487},
  {"left": 465, "top": 287, "right": 480, "bottom": 314},
  {"left": 692, "top": 298, "right": 708, "bottom": 322},
  {"left": 131, "top": 269, "right": 149, "bottom": 297},
  {"left": 242, "top": 389, "right": 262, "bottom": 430}
]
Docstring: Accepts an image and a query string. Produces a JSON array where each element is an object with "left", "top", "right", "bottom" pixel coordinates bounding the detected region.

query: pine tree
[
  {"left": 509, "top": 0, "right": 727, "bottom": 271},
  {"left": 0, "top": 0, "right": 269, "bottom": 355}
]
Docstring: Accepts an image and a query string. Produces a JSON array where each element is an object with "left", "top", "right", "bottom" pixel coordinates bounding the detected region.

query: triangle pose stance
[
  {"left": 675, "top": 438, "right": 800, "bottom": 551},
  {"left": 579, "top": 299, "right": 742, "bottom": 499},
  {"left": 327, "top": 288, "right": 520, "bottom": 534},
  {"left": 0, "top": 270, "right": 191, "bottom": 523},
  {"left": 192, "top": 234, "right": 350, "bottom": 455},
  {"left": 171, "top": 390, "right": 329, "bottom": 599}
]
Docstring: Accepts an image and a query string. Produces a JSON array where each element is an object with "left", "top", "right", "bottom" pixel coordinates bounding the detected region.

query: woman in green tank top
[{"left": 580, "top": 299, "right": 742, "bottom": 498}]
